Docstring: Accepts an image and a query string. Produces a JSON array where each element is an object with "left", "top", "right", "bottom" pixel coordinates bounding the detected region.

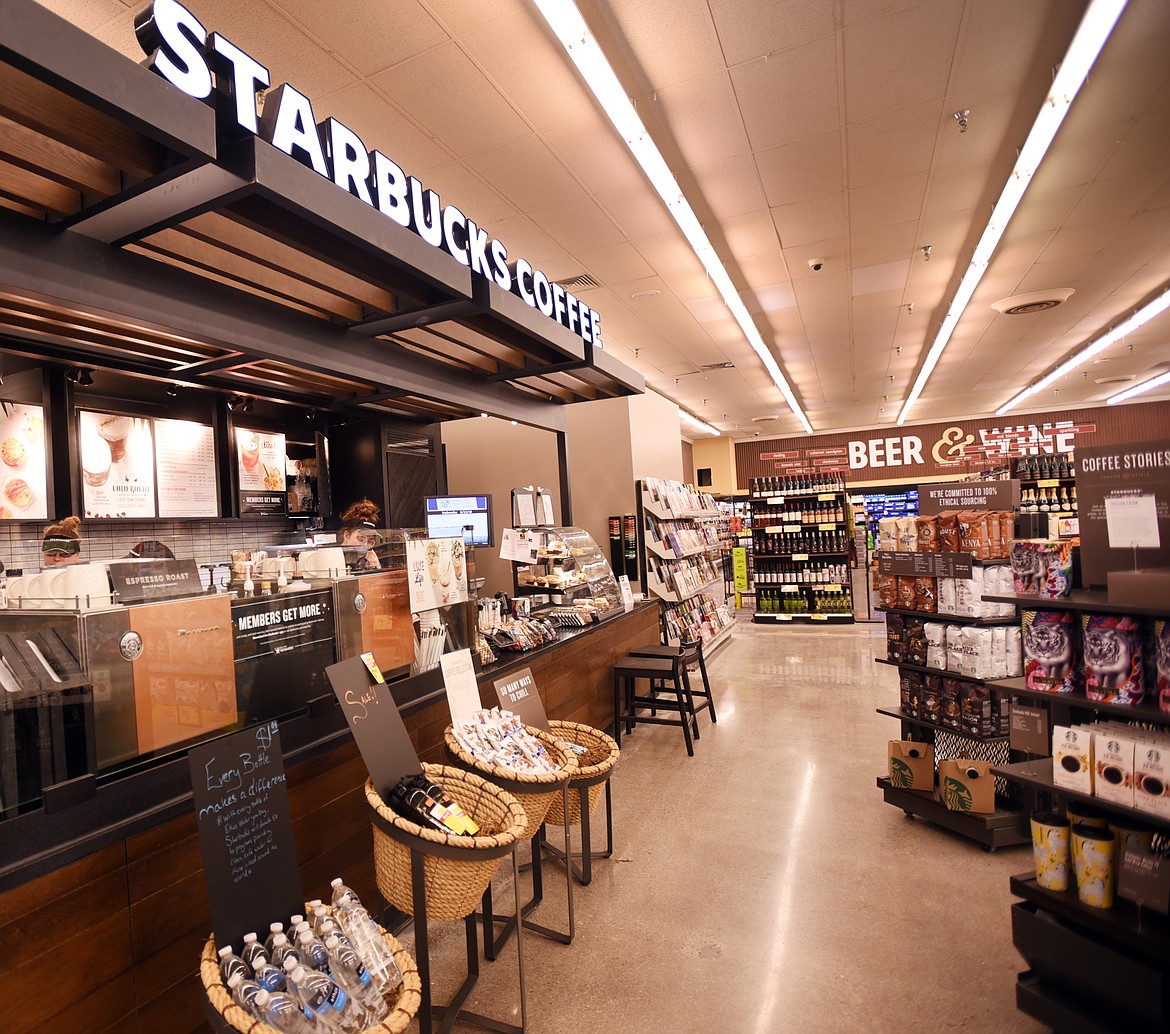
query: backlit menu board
[
  {"left": 236, "top": 428, "right": 287, "bottom": 515},
  {"left": 79, "top": 411, "right": 156, "bottom": 518},
  {"left": 155, "top": 418, "right": 219, "bottom": 517},
  {"left": 0, "top": 403, "right": 48, "bottom": 520}
]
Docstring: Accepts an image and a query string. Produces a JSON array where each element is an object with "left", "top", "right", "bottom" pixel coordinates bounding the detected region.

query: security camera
[{"left": 808, "top": 259, "right": 824, "bottom": 271}]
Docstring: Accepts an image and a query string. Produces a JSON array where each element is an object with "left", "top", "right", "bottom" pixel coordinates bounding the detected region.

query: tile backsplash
[{"left": 1, "top": 517, "right": 306, "bottom": 574}]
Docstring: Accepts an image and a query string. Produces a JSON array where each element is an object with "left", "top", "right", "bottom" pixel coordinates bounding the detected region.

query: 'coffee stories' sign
[{"left": 134, "top": 0, "right": 604, "bottom": 349}]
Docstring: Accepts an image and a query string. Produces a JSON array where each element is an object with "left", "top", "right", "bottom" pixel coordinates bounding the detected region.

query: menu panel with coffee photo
[
  {"left": 405, "top": 536, "right": 469, "bottom": 614},
  {"left": 79, "top": 410, "right": 157, "bottom": 518},
  {"left": 0, "top": 402, "right": 48, "bottom": 520},
  {"left": 236, "top": 428, "right": 287, "bottom": 515}
]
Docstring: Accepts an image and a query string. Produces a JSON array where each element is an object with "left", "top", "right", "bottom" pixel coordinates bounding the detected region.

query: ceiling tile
[
  {"left": 542, "top": 109, "right": 647, "bottom": 196},
  {"left": 848, "top": 172, "right": 928, "bottom": 233},
  {"left": 771, "top": 193, "right": 847, "bottom": 249},
  {"left": 600, "top": 0, "right": 725, "bottom": 93},
  {"left": 690, "top": 153, "right": 768, "bottom": 221},
  {"left": 793, "top": 270, "right": 851, "bottom": 322},
  {"left": 323, "top": 82, "right": 453, "bottom": 171},
  {"left": 738, "top": 250, "right": 795, "bottom": 287},
  {"left": 653, "top": 72, "right": 751, "bottom": 169},
  {"left": 709, "top": 0, "right": 836, "bottom": 67},
  {"left": 575, "top": 241, "right": 656, "bottom": 285},
  {"left": 470, "top": 134, "right": 586, "bottom": 210},
  {"left": 486, "top": 214, "right": 572, "bottom": 268},
  {"left": 371, "top": 42, "right": 530, "bottom": 158},
  {"left": 273, "top": 0, "right": 448, "bottom": 77},
  {"left": 847, "top": 102, "right": 939, "bottom": 189},
  {"left": 37, "top": 0, "right": 125, "bottom": 35},
  {"left": 1064, "top": 170, "right": 1169, "bottom": 227},
  {"left": 849, "top": 220, "right": 918, "bottom": 267},
  {"left": 744, "top": 283, "right": 797, "bottom": 314},
  {"left": 731, "top": 35, "right": 840, "bottom": 152},
  {"left": 595, "top": 187, "right": 677, "bottom": 239},
  {"left": 720, "top": 209, "right": 780, "bottom": 260},
  {"left": 852, "top": 259, "right": 910, "bottom": 296},
  {"left": 417, "top": 161, "right": 516, "bottom": 227},
  {"left": 756, "top": 131, "right": 845, "bottom": 206},
  {"left": 843, "top": 0, "right": 964, "bottom": 124},
  {"left": 420, "top": 0, "right": 511, "bottom": 38},
  {"left": 530, "top": 196, "right": 626, "bottom": 253},
  {"left": 630, "top": 232, "right": 708, "bottom": 279}
]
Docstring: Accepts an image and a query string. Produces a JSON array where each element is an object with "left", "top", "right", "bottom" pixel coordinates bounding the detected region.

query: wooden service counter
[{"left": 0, "top": 602, "right": 658, "bottom": 1034}]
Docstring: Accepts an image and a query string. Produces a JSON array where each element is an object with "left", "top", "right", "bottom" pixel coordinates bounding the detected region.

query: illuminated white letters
[
  {"left": 325, "top": 118, "right": 373, "bottom": 205},
  {"left": 210, "top": 33, "right": 268, "bottom": 134},
  {"left": 136, "top": 0, "right": 212, "bottom": 99},
  {"left": 261, "top": 84, "right": 328, "bottom": 178}
]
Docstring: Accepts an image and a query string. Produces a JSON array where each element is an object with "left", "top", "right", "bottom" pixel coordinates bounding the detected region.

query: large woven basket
[
  {"left": 200, "top": 910, "right": 422, "bottom": 1034},
  {"left": 444, "top": 723, "right": 577, "bottom": 842},
  {"left": 545, "top": 720, "right": 620, "bottom": 827},
  {"left": 366, "top": 763, "right": 527, "bottom": 922}
]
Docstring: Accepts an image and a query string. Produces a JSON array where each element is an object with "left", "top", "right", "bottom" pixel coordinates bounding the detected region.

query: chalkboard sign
[
  {"left": 326, "top": 655, "right": 422, "bottom": 799},
  {"left": 189, "top": 722, "right": 303, "bottom": 953},
  {"left": 492, "top": 666, "right": 550, "bottom": 732}
]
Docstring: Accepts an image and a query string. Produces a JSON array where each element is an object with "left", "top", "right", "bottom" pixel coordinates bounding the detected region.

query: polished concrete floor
[{"left": 406, "top": 619, "right": 1046, "bottom": 1033}]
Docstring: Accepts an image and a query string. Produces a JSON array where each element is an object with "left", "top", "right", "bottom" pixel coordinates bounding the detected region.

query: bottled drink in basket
[
  {"left": 226, "top": 972, "right": 265, "bottom": 1018},
  {"left": 285, "top": 962, "right": 370, "bottom": 1033},
  {"left": 270, "top": 932, "right": 302, "bottom": 972},
  {"left": 324, "top": 934, "right": 391, "bottom": 1024},
  {"left": 241, "top": 932, "right": 286, "bottom": 991},
  {"left": 265, "top": 922, "right": 285, "bottom": 955},
  {"left": 330, "top": 877, "right": 403, "bottom": 993},
  {"left": 251, "top": 987, "right": 319, "bottom": 1034},
  {"left": 218, "top": 946, "right": 249, "bottom": 987},
  {"left": 297, "top": 926, "right": 332, "bottom": 974}
]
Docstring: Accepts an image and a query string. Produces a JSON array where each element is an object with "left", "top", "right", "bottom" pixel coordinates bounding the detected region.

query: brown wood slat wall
[{"left": 0, "top": 604, "right": 659, "bottom": 1032}]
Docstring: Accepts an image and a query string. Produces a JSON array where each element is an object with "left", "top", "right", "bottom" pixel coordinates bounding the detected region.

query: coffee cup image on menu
[
  {"left": 425, "top": 540, "right": 440, "bottom": 584},
  {"left": 81, "top": 424, "right": 112, "bottom": 486},
  {"left": 97, "top": 415, "right": 132, "bottom": 463},
  {"left": 240, "top": 431, "right": 260, "bottom": 472}
]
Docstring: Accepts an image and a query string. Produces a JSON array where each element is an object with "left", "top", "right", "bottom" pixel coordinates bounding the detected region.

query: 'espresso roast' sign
[{"left": 134, "top": 0, "right": 604, "bottom": 349}]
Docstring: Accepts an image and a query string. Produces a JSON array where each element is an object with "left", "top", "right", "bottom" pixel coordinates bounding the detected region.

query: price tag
[
  {"left": 441, "top": 649, "right": 482, "bottom": 727},
  {"left": 1037, "top": 478, "right": 1059, "bottom": 489},
  {"left": 777, "top": 614, "right": 792, "bottom": 621},
  {"left": 783, "top": 524, "right": 800, "bottom": 533},
  {"left": 818, "top": 522, "right": 836, "bottom": 531},
  {"left": 791, "top": 553, "right": 809, "bottom": 561},
  {"left": 1118, "top": 844, "right": 1170, "bottom": 913},
  {"left": 817, "top": 493, "right": 835, "bottom": 502},
  {"left": 765, "top": 525, "right": 783, "bottom": 534},
  {"left": 811, "top": 613, "right": 828, "bottom": 621},
  {"left": 1009, "top": 703, "right": 1048, "bottom": 755},
  {"left": 767, "top": 497, "right": 784, "bottom": 506},
  {"left": 825, "top": 584, "right": 842, "bottom": 591},
  {"left": 618, "top": 574, "right": 635, "bottom": 612},
  {"left": 782, "top": 585, "right": 799, "bottom": 593}
]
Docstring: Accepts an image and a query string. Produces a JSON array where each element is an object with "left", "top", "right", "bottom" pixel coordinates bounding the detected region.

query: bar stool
[
  {"left": 612, "top": 654, "right": 697, "bottom": 756},
  {"left": 629, "top": 637, "right": 718, "bottom": 726}
]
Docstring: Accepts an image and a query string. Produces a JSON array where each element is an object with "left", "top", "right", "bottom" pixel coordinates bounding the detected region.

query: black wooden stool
[
  {"left": 612, "top": 654, "right": 697, "bottom": 756},
  {"left": 629, "top": 638, "right": 717, "bottom": 726}
]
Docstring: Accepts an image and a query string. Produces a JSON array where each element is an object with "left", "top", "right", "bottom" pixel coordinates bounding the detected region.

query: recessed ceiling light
[
  {"left": 631, "top": 289, "right": 660, "bottom": 300},
  {"left": 990, "top": 288, "right": 1075, "bottom": 315}
]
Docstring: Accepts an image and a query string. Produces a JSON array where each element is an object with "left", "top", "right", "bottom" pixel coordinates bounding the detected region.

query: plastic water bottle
[
  {"left": 317, "top": 916, "right": 354, "bottom": 952},
  {"left": 325, "top": 934, "right": 390, "bottom": 1025},
  {"left": 297, "top": 927, "right": 332, "bottom": 974},
  {"left": 285, "top": 962, "right": 370, "bottom": 1033},
  {"left": 226, "top": 972, "right": 265, "bottom": 1019},
  {"left": 218, "top": 945, "right": 249, "bottom": 987},
  {"left": 330, "top": 877, "right": 403, "bottom": 993},
  {"left": 269, "top": 932, "right": 301, "bottom": 972},
  {"left": 265, "top": 922, "right": 285, "bottom": 955},
  {"left": 241, "top": 932, "right": 285, "bottom": 991},
  {"left": 252, "top": 987, "right": 320, "bottom": 1034}
]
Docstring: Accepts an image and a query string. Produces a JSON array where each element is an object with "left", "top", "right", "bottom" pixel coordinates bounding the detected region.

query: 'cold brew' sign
[{"left": 134, "top": 0, "right": 604, "bottom": 349}]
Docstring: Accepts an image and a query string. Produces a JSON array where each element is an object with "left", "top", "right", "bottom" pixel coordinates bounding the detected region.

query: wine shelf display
[
  {"left": 749, "top": 483, "right": 854, "bottom": 625},
  {"left": 636, "top": 478, "right": 734, "bottom": 654}
]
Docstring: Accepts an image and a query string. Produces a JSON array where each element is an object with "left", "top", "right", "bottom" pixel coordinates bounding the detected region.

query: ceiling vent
[
  {"left": 991, "top": 288, "right": 1075, "bottom": 315},
  {"left": 751, "top": 414, "right": 780, "bottom": 423},
  {"left": 555, "top": 273, "right": 599, "bottom": 291}
]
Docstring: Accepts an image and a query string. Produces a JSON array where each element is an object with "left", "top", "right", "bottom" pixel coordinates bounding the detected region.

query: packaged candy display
[
  {"left": 1082, "top": 614, "right": 1144, "bottom": 705},
  {"left": 452, "top": 708, "right": 561, "bottom": 774},
  {"left": 1023, "top": 609, "right": 1081, "bottom": 694},
  {"left": 387, "top": 773, "right": 481, "bottom": 836},
  {"left": 1009, "top": 539, "right": 1075, "bottom": 598}
]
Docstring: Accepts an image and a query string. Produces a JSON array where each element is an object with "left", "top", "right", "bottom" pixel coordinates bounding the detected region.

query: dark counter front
[{"left": 0, "top": 602, "right": 659, "bottom": 1034}]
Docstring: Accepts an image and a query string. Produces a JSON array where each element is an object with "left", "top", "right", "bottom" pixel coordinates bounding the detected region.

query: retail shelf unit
[
  {"left": 985, "top": 588, "right": 1170, "bottom": 1032},
  {"left": 511, "top": 526, "right": 622, "bottom": 611},
  {"left": 636, "top": 479, "right": 735, "bottom": 655},
  {"left": 748, "top": 479, "right": 854, "bottom": 624},
  {"left": 1015, "top": 452, "right": 1077, "bottom": 520}
]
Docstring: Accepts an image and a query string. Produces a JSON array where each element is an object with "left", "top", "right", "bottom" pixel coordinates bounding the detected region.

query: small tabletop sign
[
  {"left": 500, "top": 527, "right": 540, "bottom": 563},
  {"left": 1105, "top": 494, "right": 1161, "bottom": 549},
  {"left": 326, "top": 654, "right": 422, "bottom": 798},
  {"left": 492, "top": 666, "right": 550, "bottom": 732},
  {"left": 441, "top": 648, "right": 482, "bottom": 726},
  {"left": 1009, "top": 704, "right": 1049, "bottom": 756},
  {"left": 189, "top": 722, "right": 303, "bottom": 953},
  {"left": 618, "top": 575, "right": 635, "bottom": 612},
  {"left": 538, "top": 491, "right": 555, "bottom": 526},
  {"left": 1118, "top": 843, "right": 1170, "bottom": 914},
  {"left": 515, "top": 491, "right": 538, "bottom": 528}
]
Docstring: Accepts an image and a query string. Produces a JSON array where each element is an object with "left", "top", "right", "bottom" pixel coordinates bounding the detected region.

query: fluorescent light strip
[
  {"left": 1108, "top": 370, "right": 1170, "bottom": 405},
  {"left": 534, "top": 0, "right": 812, "bottom": 435},
  {"left": 997, "top": 287, "right": 1170, "bottom": 414},
  {"left": 898, "top": 0, "right": 1127, "bottom": 426},
  {"left": 679, "top": 408, "right": 719, "bottom": 436}
]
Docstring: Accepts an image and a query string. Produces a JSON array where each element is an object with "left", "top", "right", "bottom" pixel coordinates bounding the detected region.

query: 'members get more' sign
[{"left": 134, "top": 0, "right": 604, "bottom": 349}]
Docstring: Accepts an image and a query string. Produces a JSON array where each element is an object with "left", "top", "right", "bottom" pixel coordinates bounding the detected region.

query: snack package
[
  {"left": 886, "top": 613, "right": 905, "bottom": 661},
  {"left": 915, "top": 515, "right": 940, "bottom": 552},
  {"left": 1158, "top": 620, "right": 1170, "bottom": 714},
  {"left": 905, "top": 618, "right": 927, "bottom": 666},
  {"left": 937, "top": 576, "right": 956, "bottom": 615},
  {"left": 878, "top": 517, "right": 899, "bottom": 552},
  {"left": 925, "top": 622, "right": 947, "bottom": 671},
  {"left": 1082, "top": 614, "right": 1144, "bottom": 704},
  {"left": 878, "top": 573, "right": 897, "bottom": 610},
  {"left": 937, "top": 511, "right": 961, "bottom": 553},
  {"left": 915, "top": 576, "right": 938, "bottom": 613},
  {"left": 897, "top": 576, "right": 918, "bottom": 610},
  {"left": 1023, "top": 610, "right": 1081, "bottom": 694},
  {"left": 896, "top": 515, "right": 918, "bottom": 552}
]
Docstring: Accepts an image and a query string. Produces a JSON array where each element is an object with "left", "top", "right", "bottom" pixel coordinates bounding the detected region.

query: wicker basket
[
  {"left": 444, "top": 724, "right": 578, "bottom": 842},
  {"left": 545, "top": 720, "right": 620, "bottom": 827},
  {"left": 366, "top": 764, "right": 527, "bottom": 922},
  {"left": 200, "top": 912, "right": 422, "bottom": 1034}
]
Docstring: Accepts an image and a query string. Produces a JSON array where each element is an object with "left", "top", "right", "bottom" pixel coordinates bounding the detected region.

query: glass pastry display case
[{"left": 512, "top": 526, "right": 622, "bottom": 616}]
